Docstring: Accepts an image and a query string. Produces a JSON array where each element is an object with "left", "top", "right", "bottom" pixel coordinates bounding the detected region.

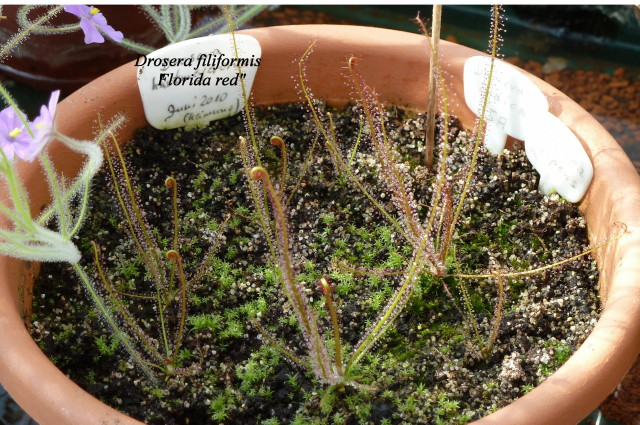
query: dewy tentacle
[{"left": 250, "top": 166, "right": 338, "bottom": 384}]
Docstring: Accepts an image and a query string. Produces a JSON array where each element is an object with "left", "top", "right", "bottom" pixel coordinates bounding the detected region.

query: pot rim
[{"left": 0, "top": 24, "right": 638, "bottom": 425}]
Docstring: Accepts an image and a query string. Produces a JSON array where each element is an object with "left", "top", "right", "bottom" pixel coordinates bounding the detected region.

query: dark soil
[{"left": 30, "top": 103, "right": 599, "bottom": 425}]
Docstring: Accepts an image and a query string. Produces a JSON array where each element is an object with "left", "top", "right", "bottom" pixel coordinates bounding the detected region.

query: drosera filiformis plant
[
  {"left": 25, "top": 5, "right": 626, "bottom": 423},
  {"left": 87, "top": 122, "right": 232, "bottom": 381},
  {"left": 237, "top": 5, "right": 621, "bottom": 393},
  {"left": 31, "top": 101, "right": 604, "bottom": 424}
]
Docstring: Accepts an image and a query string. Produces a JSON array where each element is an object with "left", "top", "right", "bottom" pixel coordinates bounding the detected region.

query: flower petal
[
  {"left": 63, "top": 5, "right": 91, "bottom": 18},
  {"left": 80, "top": 18, "right": 105, "bottom": 44},
  {"left": 46, "top": 90, "right": 60, "bottom": 122},
  {"left": 91, "top": 12, "right": 124, "bottom": 42},
  {"left": 13, "top": 136, "right": 40, "bottom": 162},
  {"left": 0, "top": 139, "right": 16, "bottom": 161},
  {"left": 101, "top": 23, "right": 124, "bottom": 42},
  {"left": 24, "top": 90, "right": 61, "bottom": 162}
]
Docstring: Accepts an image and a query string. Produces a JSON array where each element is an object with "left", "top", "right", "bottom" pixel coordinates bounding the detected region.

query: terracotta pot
[{"left": 1, "top": 25, "right": 639, "bottom": 425}]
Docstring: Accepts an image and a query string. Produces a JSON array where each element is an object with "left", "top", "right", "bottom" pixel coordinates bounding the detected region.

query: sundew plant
[
  {"left": 88, "top": 123, "right": 230, "bottom": 380},
  {"left": 0, "top": 6, "right": 627, "bottom": 420},
  {"left": 0, "top": 4, "right": 265, "bottom": 381},
  {"left": 229, "top": 4, "right": 624, "bottom": 392},
  {"left": 0, "top": 3, "right": 161, "bottom": 376},
  {"left": 232, "top": 6, "right": 507, "bottom": 390}
]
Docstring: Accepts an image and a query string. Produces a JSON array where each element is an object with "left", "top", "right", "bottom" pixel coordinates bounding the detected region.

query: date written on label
[
  {"left": 525, "top": 111, "right": 593, "bottom": 203},
  {"left": 165, "top": 93, "right": 242, "bottom": 125},
  {"left": 136, "top": 34, "right": 261, "bottom": 129},
  {"left": 463, "top": 56, "right": 548, "bottom": 155},
  {"left": 463, "top": 55, "right": 593, "bottom": 203}
]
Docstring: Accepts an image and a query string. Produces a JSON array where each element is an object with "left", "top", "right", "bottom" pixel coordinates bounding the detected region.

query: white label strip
[
  {"left": 464, "top": 56, "right": 548, "bottom": 155},
  {"left": 136, "top": 34, "right": 261, "bottom": 130},
  {"left": 463, "top": 56, "right": 593, "bottom": 202},
  {"left": 525, "top": 111, "right": 593, "bottom": 203}
]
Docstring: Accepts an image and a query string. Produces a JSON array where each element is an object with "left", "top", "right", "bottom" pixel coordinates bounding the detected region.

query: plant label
[
  {"left": 463, "top": 56, "right": 593, "bottom": 202},
  {"left": 525, "top": 111, "right": 593, "bottom": 203},
  {"left": 463, "top": 56, "right": 548, "bottom": 155},
  {"left": 136, "top": 34, "right": 261, "bottom": 130}
]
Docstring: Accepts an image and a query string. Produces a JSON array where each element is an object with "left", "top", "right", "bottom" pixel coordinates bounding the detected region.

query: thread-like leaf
[{"left": 251, "top": 166, "right": 336, "bottom": 384}]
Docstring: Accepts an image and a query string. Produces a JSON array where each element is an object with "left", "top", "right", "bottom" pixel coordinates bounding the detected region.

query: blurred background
[{"left": 1, "top": 4, "right": 638, "bottom": 425}]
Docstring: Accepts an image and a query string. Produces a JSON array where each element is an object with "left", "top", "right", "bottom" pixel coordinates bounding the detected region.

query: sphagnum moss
[{"left": 30, "top": 103, "right": 599, "bottom": 425}]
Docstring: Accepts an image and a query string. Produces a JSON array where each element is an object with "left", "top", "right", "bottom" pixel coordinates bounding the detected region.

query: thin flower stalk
[
  {"left": 415, "top": 16, "right": 453, "bottom": 255},
  {"left": 0, "top": 6, "right": 63, "bottom": 61},
  {"left": 225, "top": 5, "right": 261, "bottom": 160}
]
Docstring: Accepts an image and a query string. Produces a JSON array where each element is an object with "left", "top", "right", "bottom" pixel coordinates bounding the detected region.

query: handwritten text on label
[{"left": 136, "top": 34, "right": 261, "bottom": 130}]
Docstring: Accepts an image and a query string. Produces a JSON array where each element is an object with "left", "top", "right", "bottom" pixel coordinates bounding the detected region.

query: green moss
[
  {"left": 540, "top": 340, "right": 573, "bottom": 377},
  {"left": 188, "top": 313, "right": 222, "bottom": 332},
  {"left": 30, "top": 97, "right": 598, "bottom": 424},
  {"left": 54, "top": 323, "right": 74, "bottom": 342},
  {"left": 209, "top": 393, "right": 231, "bottom": 422}
]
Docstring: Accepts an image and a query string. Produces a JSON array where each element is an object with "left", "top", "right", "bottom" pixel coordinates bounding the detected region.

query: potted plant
[{"left": 0, "top": 24, "right": 639, "bottom": 425}]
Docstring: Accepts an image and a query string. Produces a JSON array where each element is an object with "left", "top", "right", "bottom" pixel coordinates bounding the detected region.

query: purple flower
[
  {"left": 64, "top": 5, "right": 124, "bottom": 44},
  {"left": 0, "top": 107, "right": 32, "bottom": 161},
  {"left": 0, "top": 90, "right": 60, "bottom": 162},
  {"left": 27, "top": 90, "right": 61, "bottom": 162}
]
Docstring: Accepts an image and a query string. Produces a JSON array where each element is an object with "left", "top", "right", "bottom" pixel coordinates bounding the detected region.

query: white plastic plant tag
[
  {"left": 463, "top": 56, "right": 548, "bottom": 155},
  {"left": 525, "top": 111, "right": 593, "bottom": 203},
  {"left": 136, "top": 34, "right": 261, "bottom": 130}
]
